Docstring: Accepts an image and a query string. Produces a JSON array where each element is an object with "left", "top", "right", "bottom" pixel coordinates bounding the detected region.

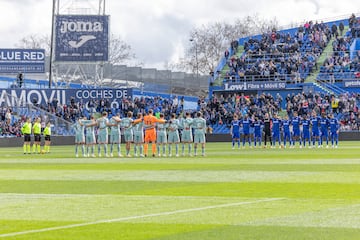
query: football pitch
[{"left": 1, "top": 142, "right": 360, "bottom": 239}]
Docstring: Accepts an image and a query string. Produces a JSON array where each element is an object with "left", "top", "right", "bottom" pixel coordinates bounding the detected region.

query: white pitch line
[{"left": 0, "top": 198, "right": 284, "bottom": 238}]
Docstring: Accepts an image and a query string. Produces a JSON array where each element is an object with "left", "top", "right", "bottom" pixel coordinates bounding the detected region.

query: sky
[{"left": 0, "top": 0, "right": 357, "bottom": 69}]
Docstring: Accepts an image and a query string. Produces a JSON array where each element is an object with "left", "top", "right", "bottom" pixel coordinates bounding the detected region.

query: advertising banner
[
  {"left": 343, "top": 80, "right": 360, "bottom": 88},
  {"left": 223, "top": 81, "right": 287, "bottom": 91},
  {"left": 0, "top": 49, "right": 45, "bottom": 73},
  {"left": 0, "top": 88, "right": 132, "bottom": 109},
  {"left": 55, "top": 15, "right": 109, "bottom": 62}
]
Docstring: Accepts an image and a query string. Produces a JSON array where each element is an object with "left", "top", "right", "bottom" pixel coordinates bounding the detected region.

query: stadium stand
[
  {"left": 317, "top": 29, "right": 360, "bottom": 83},
  {"left": 209, "top": 13, "right": 360, "bottom": 133},
  {"left": 222, "top": 20, "right": 343, "bottom": 84},
  {"left": 1, "top": 15, "right": 360, "bottom": 136}
]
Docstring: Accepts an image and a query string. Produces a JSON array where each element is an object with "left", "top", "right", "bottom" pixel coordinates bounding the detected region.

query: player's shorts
[
  {"left": 312, "top": 130, "right": 320, "bottom": 137},
  {"left": 86, "top": 134, "right": 96, "bottom": 144},
  {"left": 168, "top": 131, "right": 180, "bottom": 143},
  {"left": 144, "top": 129, "right": 157, "bottom": 142},
  {"left": 24, "top": 134, "right": 31, "bottom": 142},
  {"left": 34, "top": 134, "right": 41, "bottom": 142},
  {"left": 44, "top": 135, "right": 51, "bottom": 141},
  {"left": 254, "top": 131, "right": 262, "bottom": 138},
  {"left": 75, "top": 134, "right": 85, "bottom": 143},
  {"left": 243, "top": 130, "right": 250, "bottom": 136},
  {"left": 133, "top": 132, "right": 144, "bottom": 144},
  {"left": 293, "top": 129, "right": 300, "bottom": 137},
  {"left": 321, "top": 130, "right": 328, "bottom": 138},
  {"left": 272, "top": 131, "right": 281, "bottom": 139},
  {"left": 283, "top": 132, "right": 291, "bottom": 140},
  {"left": 157, "top": 132, "right": 167, "bottom": 144},
  {"left": 97, "top": 132, "right": 108, "bottom": 144},
  {"left": 302, "top": 131, "right": 310, "bottom": 139},
  {"left": 232, "top": 131, "right": 240, "bottom": 139},
  {"left": 123, "top": 132, "right": 133, "bottom": 142},
  {"left": 181, "top": 130, "right": 193, "bottom": 142},
  {"left": 110, "top": 133, "right": 121, "bottom": 143},
  {"left": 194, "top": 133, "right": 205, "bottom": 143},
  {"left": 330, "top": 132, "right": 338, "bottom": 138}
]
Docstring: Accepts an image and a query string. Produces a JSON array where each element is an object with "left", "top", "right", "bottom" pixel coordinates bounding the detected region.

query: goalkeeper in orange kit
[{"left": 143, "top": 109, "right": 166, "bottom": 157}]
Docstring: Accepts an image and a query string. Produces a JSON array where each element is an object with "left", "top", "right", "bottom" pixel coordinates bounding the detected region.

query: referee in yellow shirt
[
  {"left": 21, "top": 117, "right": 32, "bottom": 154},
  {"left": 43, "top": 122, "right": 51, "bottom": 153},
  {"left": 32, "top": 117, "right": 42, "bottom": 154}
]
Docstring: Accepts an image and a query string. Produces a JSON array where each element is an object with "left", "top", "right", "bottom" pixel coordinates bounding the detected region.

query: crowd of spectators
[
  {"left": 2, "top": 90, "right": 360, "bottom": 137},
  {"left": 202, "top": 92, "right": 360, "bottom": 131},
  {"left": 0, "top": 108, "right": 22, "bottom": 137},
  {"left": 318, "top": 14, "right": 360, "bottom": 82},
  {"left": 224, "top": 19, "right": 334, "bottom": 83},
  {"left": 30, "top": 95, "right": 186, "bottom": 123},
  {"left": 223, "top": 14, "right": 360, "bottom": 85},
  {"left": 349, "top": 14, "right": 360, "bottom": 38}
]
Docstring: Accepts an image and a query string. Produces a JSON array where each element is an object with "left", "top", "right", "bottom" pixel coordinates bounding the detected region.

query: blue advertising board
[
  {"left": 0, "top": 88, "right": 132, "bottom": 109},
  {"left": 55, "top": 15, "right": 109, "bottom": 62},
  {"left": 0, "top": 49, "right": 45, "bottom": 73}
]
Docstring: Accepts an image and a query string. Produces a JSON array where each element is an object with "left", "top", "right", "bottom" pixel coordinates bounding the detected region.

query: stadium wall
[
  {"left": 0, "top": 136, "right": 74, "bottom": 148},
  {"left": 0, "top": 133, "right": 359, "bottom": 148}
]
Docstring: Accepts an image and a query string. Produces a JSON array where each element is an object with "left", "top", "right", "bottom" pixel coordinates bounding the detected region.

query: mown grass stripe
[
  {"left": 0, "top": 198, "right": 283, "bottom": 238},
  {"left": 4, "top": 163, "right": 360, "bottom": 171},
  {"left": 1, "top": 169, "right": 360, "bottom": 184},
  {"left": 2, "top": 180, "right": 360, "bottom": 199}
]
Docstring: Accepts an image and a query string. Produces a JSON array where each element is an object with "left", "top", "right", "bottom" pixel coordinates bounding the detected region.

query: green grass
[{"left": 1, "top": 142, "right": 360, "bottom": 239}]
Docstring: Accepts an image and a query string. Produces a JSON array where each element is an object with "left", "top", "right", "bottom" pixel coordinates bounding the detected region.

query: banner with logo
[
  {"left": 343, "top": 80, "right": 360, "bottom": 88},
  {"left": 0, "top": 49, "right": 45, "bottom": 73},
  {"left": 55, "top": 15, "right": 109, "bottom": 62},
  {"left": 223, "top": 81, "right": 287, "bottom": 91},
  {"left": 0, "top": 88, "right": 132, "bottom": 109}
]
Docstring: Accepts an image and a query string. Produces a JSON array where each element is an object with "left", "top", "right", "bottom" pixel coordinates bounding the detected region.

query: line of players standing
[
  {"left": 72, "top": 110, "right": 207, "bottom": 158},
  {"left": 230, "top": 111, "right": 340, "bottom": 149}
]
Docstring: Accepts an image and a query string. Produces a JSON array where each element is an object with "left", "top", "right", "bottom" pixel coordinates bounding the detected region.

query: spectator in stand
[
  {"left": 5, "top": 108, "right": 11, "bottom": 125},
  {"left": 339, "top": 22, "right": 345, "bottom": 36},
  {"left": 224, "top": 49, "right": 230, "bottom": 59},
  {"left": 331, "top": 23, "right": 338, "bottom": 38},
  {"left": 349, "top": 14, "right": 357, "bottom": 29}
]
